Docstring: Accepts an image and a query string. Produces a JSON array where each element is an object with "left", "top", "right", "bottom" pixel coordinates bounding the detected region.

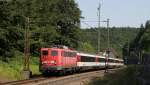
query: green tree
[
  {"left": 141, "top": 20, "right": 150, "bottom": 52},
  {"left": 78, "top": 42, "right": 95, "bottom": 53},
  {"left": 0, "top": 0, "right": 81, "bottom": 59}
]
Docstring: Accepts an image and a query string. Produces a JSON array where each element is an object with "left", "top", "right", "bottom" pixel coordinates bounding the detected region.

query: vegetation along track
[{"left": 1, "top": 69, "right": 121, "bottom": 85}]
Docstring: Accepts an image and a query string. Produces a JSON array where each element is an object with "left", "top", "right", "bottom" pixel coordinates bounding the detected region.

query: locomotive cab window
[
  {"left": 42, "top": 50, "right": 48, "bottom": 56},
  {"left": 51, "top": 50, "right": 58, "bottom": 56}
]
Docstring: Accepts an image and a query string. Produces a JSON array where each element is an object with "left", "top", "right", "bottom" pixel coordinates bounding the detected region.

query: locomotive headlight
[
  {"left": 42, "top": 61, "right": 48, "bottom": 64},
  {"left": 42, "top": 61, "right": 56, "bottom": 64},
  {"left": 50, "top": 60, "right": 57, "bottom": 64},
  {"left": 50, "top": 61, "right": 55, "bottom": 64}
]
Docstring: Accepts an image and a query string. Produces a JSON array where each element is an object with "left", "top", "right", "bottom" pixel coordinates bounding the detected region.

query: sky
[{"left": 75, "top": 0, "right": 150, "bottom": 28}]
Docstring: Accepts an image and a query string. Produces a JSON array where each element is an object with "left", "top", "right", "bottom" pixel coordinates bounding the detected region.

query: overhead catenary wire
[{"left": 81, "top": 21, "right": 95, "bottom": 28}]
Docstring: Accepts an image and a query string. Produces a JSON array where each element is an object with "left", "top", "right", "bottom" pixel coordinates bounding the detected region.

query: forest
[
  {"left": 79, "top": 27, "right": 139, "bottom": 57},
  {"left": 0, "top": 0, "right": 144, "bottom": 61},
  {"left": 123, "top": 21, "right": 150, "bottom": 64},
  {"left": 0, "top": 0, "right": 81, "bottom": 61}
]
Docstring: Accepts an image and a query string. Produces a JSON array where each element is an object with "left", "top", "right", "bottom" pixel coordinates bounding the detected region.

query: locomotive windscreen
[
  {"left": 51, "top": 50, "right": 58, "bottom": 56},
  {"left": 42, "top": 50, "right": 48, "bottom": 56}
]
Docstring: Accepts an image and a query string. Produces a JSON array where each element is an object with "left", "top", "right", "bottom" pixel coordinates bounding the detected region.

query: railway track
[
  {"left": 1, "top": 68, "right": 122, "bottom": 85},
  {"left": 36, "top": 70, "right": 105, "bottom": 85},
  {"left": 1, "top": 77, "right": 47, "bottom": 85}
]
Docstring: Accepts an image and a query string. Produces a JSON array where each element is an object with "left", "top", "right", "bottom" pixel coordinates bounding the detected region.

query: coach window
[
  {"left": 68, "top": 52, "right": 71, "bottom": 57},
  {"left": 42, "top": 50, "right": 48, "bottom": 56},
  {"left": 81, "top": 56, "right": 95, "bottom": 62},
  {"left": 66, "top": 52, "right": 69, "bottom": 57},
  {"left": 64, "top": 51, "right": 68, "bottom": 57},
  {"left": 70, "top": 52, "right": 75, "bottom": 57},
  {"left": 72, "top": 52, "right": 76, "bottom": 57},
  {"left": 63, "top": 52, "right": 66, "bottom": 57},
  {"left": 120, "top": 61, "right": 123, "bottom": 63},
  {"left": 99, "top": 58, "right": 105, "bottom": 62},
  {"left": 70, "top": 52, "right": 73, "bottom": 57},
  {"left": 109, "top": 59, "right": 114, "bottom": 63},
  {"left": 51, "top": 50, "right": 58, "bottom": 56},
  {"left": 61, "top": 51, "right": 64, "bottom": 56},
  {"left": 66, "top": 52, "right": 68, "bottom": 57}
]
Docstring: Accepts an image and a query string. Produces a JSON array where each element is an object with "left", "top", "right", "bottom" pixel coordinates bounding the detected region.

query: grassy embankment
[
  {"left": 0, "top": 51, "right": 40, "bottom": 80},
  {"left": 88, "top": 65, "right": 150, "bottom": 85}
]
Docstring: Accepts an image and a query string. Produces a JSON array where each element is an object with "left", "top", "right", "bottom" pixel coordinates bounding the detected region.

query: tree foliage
[
  {"left": 141, "top": 20, "right": 150, "bottom": 52},
  {"left": 78, "top": 42, "right": 95, "bottom": 53},
  {"left": 80, "top": 27, "right": 139, "bottom": 57},
  {"left": 0, "top": 0, "right": 81, "bottom": 60},
  {"left": 123, "top": 20, "right": 150, "bottom": 64}
]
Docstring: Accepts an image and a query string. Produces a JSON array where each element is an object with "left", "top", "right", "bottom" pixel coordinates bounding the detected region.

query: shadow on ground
[{"left": 88, "top": 65, "right": 150, "bottom": 85}]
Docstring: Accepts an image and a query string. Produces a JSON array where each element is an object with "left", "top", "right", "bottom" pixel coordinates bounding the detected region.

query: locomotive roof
[{"left": 41, "top": 47, "right": 77, "bottom": 52}]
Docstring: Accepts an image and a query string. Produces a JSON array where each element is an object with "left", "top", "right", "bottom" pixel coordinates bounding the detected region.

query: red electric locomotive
[
  {"left": 40, "top": 45, "right": 124, "bottom": 76},
  {"left": 40, "top": 46, "right": 77, "bottom": 75}
]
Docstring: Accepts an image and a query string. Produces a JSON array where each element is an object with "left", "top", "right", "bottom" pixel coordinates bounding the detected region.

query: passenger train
[{"left": 39, "top": 46, "right": 124, "bottom": 75}]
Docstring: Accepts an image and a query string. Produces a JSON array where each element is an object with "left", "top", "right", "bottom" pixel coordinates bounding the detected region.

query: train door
[{"left": 49, "top": 49, "right": 58, "bottom": 66}]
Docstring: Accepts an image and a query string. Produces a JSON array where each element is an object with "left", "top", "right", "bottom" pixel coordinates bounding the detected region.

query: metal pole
[
  {"left": 21, "top": 17, "right": 31, "bottom": 80},
  {"left": 105, "top": 18, "right": 110, "bottom": 73},
  {"left": 22, "top": 0, "right": 32, "bottom": 79},
  {"left": 98, "top": 3, "right": 101, "bottom": 54},
  {"left": 24, "top": 17, "right": 30, "bottom": 71},
  {"left": 27, "top": 17, "right": 30, "bottom": 70},
  {"left": 24, "top": 18, "right": 27, "bottom": 71},
  {"left": 107, "top": 19, "right": 110, "bottom": 51}
]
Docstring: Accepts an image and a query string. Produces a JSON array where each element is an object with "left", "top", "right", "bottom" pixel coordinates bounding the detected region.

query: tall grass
[{"left": 0, "top": 51, "right": 40, "bottom": 80}]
